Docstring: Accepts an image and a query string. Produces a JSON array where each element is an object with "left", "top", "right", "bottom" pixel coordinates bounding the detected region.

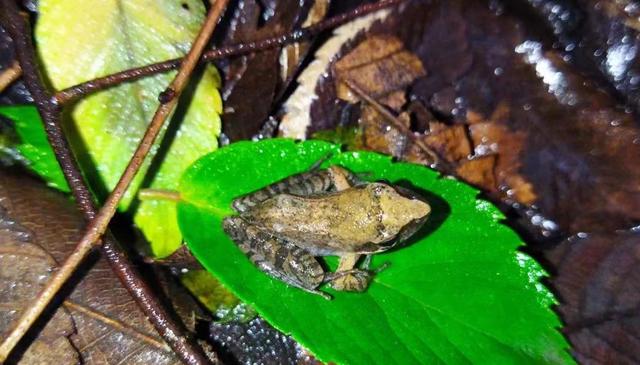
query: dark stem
[
  {"left": 53, "top": 0, "right": 405, "bottom": 105},
  {"left": 0, "top": 1, "right": 215, "bottom": 364}
]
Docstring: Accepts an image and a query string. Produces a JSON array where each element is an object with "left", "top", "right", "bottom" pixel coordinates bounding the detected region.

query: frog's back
[{"left": 242, "top": 186, "right": 389, "bottom": 255}]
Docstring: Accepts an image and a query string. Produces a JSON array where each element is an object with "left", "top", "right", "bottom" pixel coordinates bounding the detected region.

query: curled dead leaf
[{"left": 220, "top": 0, "right": 315, "bottom": 141}]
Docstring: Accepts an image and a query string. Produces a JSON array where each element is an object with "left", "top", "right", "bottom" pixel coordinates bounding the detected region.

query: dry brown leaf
[
  {"left": 334, "top": 35, "right": 426, "bottom": 103},
  {"left": 0, "top": 205, "right": 78, "bottom": 365},
  {"left": 360, "top": 106, "right": 410, "bottom": 158},
  {"left": 455, "top": 155, "right": 497, "bottom": 191},
  {"left": 468, "top": 116, "right": 536, "bottom": 204},
  {"left": 423, "top": 124, "right": 472, "bottom": 162},
  {"left": 280, "top": 7, "right": 391, "bottom": 138},
  {"left": 0, "top": 170, "right": 183, "bottom": 365}
]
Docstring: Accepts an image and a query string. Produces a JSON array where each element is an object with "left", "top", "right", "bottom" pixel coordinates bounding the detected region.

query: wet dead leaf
[
  {"left": 219, "top": 0, "right": 315, "bottom": 141},
  {"left": 423, "top": 123, "right": 471, "bottom": 163},
  {"left": 280, "top": 0, "right": 330, "bottom": 83},
  {"left": 280, "top": 8, "right": 392, "bottom": 138},
  {"left": 333, "top": 35, "right": 425, "bottom": 103},
  {"left": 361, "top": 106, "right": 410, "bottom": 158},
  {"left": 0, "top": 202, "right": 78, "bottom": 364},
  {"left": 0, "top": 169, "right": 182, "bottom": 364},
  {"left": 468, "top": 112, "right": 536, "bottom": 204},
  {"left": 455, "top": 155, "right": 496, "bottom": 191},
  {"left": 545, "top": 231, "right": 640, "bottom": 364}
]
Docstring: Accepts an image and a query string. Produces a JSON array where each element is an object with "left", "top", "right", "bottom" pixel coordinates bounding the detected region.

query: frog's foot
[
  {"left": 326, "top": 269, "right": 372, "bottom": 292},
  {"left": 326, "top": 256, "right": 391, "bottom": 292}
]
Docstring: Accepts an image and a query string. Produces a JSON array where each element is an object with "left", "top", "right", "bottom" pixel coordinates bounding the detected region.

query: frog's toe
[
  {"left": 361, "top": 255, "right": 390, "bottom": 273},
  {"left": 308, "top": 289, "right": 333, "bottom": 300},
  {"left": 328, "top": 270, "right": 372, "bottom": 292},
  {"left": 373, "top": 261, "right": 390, "bottom": 273}
]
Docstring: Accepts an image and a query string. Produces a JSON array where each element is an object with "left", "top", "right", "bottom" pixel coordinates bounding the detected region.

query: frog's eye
[{"left": 369, "top": 183, "right": 390, "bottom": 197}]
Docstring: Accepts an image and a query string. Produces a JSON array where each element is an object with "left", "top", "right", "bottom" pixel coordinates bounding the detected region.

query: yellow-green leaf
[{"left": 35, "top": 0, "right": 222, "bottom": 256}]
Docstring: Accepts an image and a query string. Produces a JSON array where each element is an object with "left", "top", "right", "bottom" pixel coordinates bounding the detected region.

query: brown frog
[{"left": 222, "top": 165, "right": 430, "bottom": 299}]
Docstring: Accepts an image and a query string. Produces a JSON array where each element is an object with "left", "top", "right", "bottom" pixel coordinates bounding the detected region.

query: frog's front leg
[
  {"left": 223, "top": 217, "right": 332, "bottom": 300},
  {"left": 232, "top": 165, "right": 359, "bottom": 213},
  {"left": 327, "top": 254, "right": 389, "bottom": 292},
  {"left": 326, "top": 254, "right": 371, "bottom": 292}
]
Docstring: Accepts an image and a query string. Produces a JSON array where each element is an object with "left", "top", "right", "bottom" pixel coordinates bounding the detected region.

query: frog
[{"left": 222, "top": 164, "right": 431, "bottom": 299}]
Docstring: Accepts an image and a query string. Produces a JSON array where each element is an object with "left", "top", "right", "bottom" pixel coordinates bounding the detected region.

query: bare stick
[
  {"left": 0, "top": 0, "right": 229, "bottom": 363},
  {"left": 53, "top": 0, "right": 406, "bottom": 105},
  {"left": 343, "top": 78, "right": 443, "bottom": 167},
  {"left": 0, "top": 61, "right": 21, "bottom": 93}
]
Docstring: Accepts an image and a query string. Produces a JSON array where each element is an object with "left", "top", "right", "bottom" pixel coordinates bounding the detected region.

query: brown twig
[
  {"left": 0, "top": 0, "right": 228, "bottom": 363},
  {"left": 0, "top": 61, "right": 21, "bottom": 93},
  {"left": 343, "top": 78, "right": 446, "bottom": 169},
  {"left": 53, "top": 0, "right": 406, "bottom": 105}
]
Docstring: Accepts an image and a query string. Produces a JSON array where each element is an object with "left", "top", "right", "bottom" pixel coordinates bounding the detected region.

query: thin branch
[
  {"left": 63, "top": 300, "right": 171, "bottom": 352},
  {"left": 343, "top": 78, "right": 446, "bottom": 168},
  {"left": 0, "top": 61, "right": 21, "bottom": 93},
  {"left": 0, "top": 0, "right": 227, "bottom": 363},
  {"left": 53, "top": 0, "right": 406, "bottom": 105}
]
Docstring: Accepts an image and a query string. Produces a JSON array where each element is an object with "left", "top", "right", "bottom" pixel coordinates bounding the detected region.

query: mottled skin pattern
[{"left": 223, "top": 166, "right": 431, "bottom": 299}]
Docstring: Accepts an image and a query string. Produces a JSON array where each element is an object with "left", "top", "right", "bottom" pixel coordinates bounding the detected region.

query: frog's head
[{"left": 369, "top": 183, "right": 431, "bottom": 248}]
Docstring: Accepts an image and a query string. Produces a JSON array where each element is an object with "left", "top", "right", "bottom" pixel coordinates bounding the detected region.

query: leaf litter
[
  {"left": 0, "top": 168, "right": 323, "bottom": 364},
  {"left": 280, "top": 0, "right": 640, "bottom": 362},
  {"left": 2, "top": 0, "right": 640, "bottom": 362}
]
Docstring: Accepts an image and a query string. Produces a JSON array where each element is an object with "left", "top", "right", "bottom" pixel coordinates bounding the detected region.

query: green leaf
[
  {"left": 35, "top": 0, "right": 222, "bottom": 257},
  {"left": 177, "top": 139, "right": 573, "bottom": 365},
  {"left": 180, "top": 270, "right": 241, "bottom": 314},
  {"left": 0, "top": 105, "right": 69, "bottom": 191}
]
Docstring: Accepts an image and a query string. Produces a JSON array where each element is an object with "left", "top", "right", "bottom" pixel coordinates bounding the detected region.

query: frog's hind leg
[
  {"left": 231, "top": 165, "right": 359, "bottom": 213},
  {"left": 223, "top": 217, "right": 332, "bottom": 300}
]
